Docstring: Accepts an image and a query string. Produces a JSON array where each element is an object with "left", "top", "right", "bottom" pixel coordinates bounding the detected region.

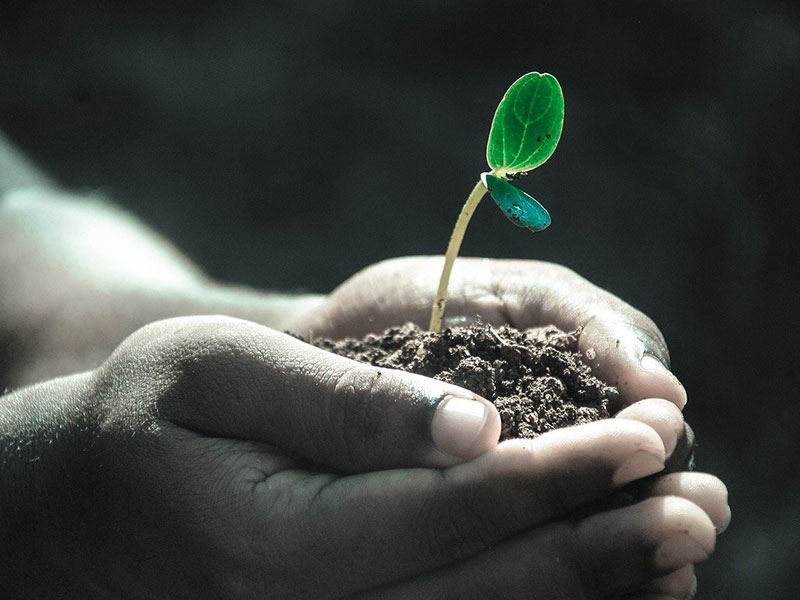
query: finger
[
  {"left": 103, "top": 316, "right": 501, "bottom": 472},
  {"left": 616, "top": 398, "right": 685, "bottom": 459},
  {"left": 222, "top": 419, "right": 667, "bottom": 596},
  {"left": 615, "top": 399, "right": 695, "bottom": 474},
  {"left": 645, "top": 472, "right": 731, "bottom": 534},
  {"left": 356, "top": 496, "right": 715, "bottom": 600},
  {"left": 666, "top": 421, "right": 696, "bottom": 473},
  {"left": 636, "top": 565, "right": 696, "bottom": 599},
  {"left": 578, "top": 317, "right": 687, "bottom": 409}
]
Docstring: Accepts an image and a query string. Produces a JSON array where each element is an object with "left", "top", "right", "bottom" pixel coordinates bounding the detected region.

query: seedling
[{"left": 428, "top": 72, "right": 565, "bottom": 332}]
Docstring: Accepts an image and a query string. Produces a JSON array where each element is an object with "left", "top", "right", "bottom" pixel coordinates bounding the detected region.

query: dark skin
[{"left": 0, "top": 140, "right": 728, "bottom": 598}]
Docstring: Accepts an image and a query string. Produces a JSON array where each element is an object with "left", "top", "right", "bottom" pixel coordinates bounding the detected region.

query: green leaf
[
  {"left": 481, "top": 172, "right": 551, "bottom": 232},
  {"left": 486, "top": 72, "right": 564, "bottom": 177}
]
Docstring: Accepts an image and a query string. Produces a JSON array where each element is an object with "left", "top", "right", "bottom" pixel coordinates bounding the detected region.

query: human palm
[{"left": 290, "top": 256, "right": 687, "bottom": 408}]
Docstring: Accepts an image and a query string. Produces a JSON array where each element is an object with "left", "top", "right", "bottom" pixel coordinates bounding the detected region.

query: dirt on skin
[{"left": 306, "top": 322, "right": 622, "bottom": 441}]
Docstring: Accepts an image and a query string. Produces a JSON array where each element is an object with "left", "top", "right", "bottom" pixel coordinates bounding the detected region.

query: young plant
[{"left": 428, "top": 72, "right": 565, "bottom": 333}]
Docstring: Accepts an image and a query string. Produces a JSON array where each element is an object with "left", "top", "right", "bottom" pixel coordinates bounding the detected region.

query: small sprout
[{"left": 428, "top": 72, "right": 564, "bottom": 333}]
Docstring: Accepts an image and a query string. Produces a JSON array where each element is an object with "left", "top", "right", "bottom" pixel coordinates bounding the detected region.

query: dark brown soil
[{"left": 307, "top": 322, "right": 622, "bottom": 441}]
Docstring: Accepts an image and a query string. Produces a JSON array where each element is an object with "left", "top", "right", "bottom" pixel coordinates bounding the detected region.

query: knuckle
[
  {"left": 352, "top": 256, "right": 404, "bottom": 281},
  {"left": 546, "top": 261, "right": 580, "bottom": 279},
  {"left": 104, "top": 315, "right": 249, "bottom": 372},
  {"left": 96, "top": 316, "right": 257, "bottom": 424},
  {"left": 630, "top": 310, "right": 669, "bottom": 347},
  {"left": 565, "top": 522, "right": 606, "bottom": 599},
  {"left": 416, "top": 487, "right": 494, "bottom": 564},
  {"left": 329, "top": 365, "right": 387, "bottom": 467},
  {"left": 368, "top": 255, "right": 417, "bottom": 272},
  {"left": 604, "top": 307, "right": 669, "bottom": 367},
  {"left": 539, "top": 467, "right": 578, "bottom": 518},
  {"left": 520, "top": 259, "right": 582, "bottom": 284}
]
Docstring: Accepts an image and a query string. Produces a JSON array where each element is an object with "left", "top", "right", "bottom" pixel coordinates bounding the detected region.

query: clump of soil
[{"left": 307, "top": 322, "right": 622, "bottom": 441}]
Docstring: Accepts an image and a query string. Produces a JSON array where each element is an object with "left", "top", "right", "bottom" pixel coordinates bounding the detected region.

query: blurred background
[{"left": 2, "top": 0, "right": 798, "bottom": 597}]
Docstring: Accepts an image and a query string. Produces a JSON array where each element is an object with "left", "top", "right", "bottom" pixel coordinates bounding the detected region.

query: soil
[{"left": 306, "top": 322, "right": 623, "bottom": 441}]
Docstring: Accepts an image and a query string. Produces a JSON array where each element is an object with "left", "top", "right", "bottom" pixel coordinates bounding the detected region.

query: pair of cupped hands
[{"left": 11, "top": 257, "right": 729, "bottom": 599}]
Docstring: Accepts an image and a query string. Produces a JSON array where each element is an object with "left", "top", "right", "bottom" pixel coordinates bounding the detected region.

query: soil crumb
[{"left": 306, "top": 322, "right": 622, "bottom": 441}]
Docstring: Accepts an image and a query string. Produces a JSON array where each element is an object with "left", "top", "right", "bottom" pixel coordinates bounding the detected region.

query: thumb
[
  {"left": 577, "top": 315, "right": 687, "bottom": 409},
  {"left": 133, "top": 316, "right": 501, "bottom": 472}
]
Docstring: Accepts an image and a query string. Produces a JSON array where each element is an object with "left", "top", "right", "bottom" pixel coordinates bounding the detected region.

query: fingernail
[
  {"left": 716, "top": 504, "right": 732, "bottom": 534},
  {"left": 642, "top": 355, "right": 688, "bottom": 409},
  {"left": 657, "top": 415, "right": 680, "bottom": 460},
  {"left": 641, "top": 354, "right": 669, "bottom": 372},
  {"left": 654, "top": 533, "right": 712, "bottom": 571},
  {"left": 612, "top": 447, "right": 665, "bottom": 486},
  {"left": 663, "top": 422, "right": 679, "bottom": 459},
  {"left": 431, "top": 395, "right": 490, "bottom": 459}
]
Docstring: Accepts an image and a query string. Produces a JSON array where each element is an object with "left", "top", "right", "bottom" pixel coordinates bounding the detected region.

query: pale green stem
[{"left": 428, "top": 178, "right": 489, "bottom": 333}]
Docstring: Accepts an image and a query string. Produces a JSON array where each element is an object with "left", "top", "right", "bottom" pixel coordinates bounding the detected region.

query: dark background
[{"left": 2, "top": 0, "right": 799, "bottom": 597}]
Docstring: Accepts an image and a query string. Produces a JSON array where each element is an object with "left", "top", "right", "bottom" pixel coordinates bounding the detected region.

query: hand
[
  {"left": 289, "top": 256, "right": 687, "bottom": 409},
  {"left": 2, "top": 316, "right": 728, "bottom": 599}
]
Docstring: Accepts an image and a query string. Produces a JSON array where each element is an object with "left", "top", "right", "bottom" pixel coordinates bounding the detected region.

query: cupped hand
[
  {"left": 289, "top": 256, "right": 687, "bottom": 410},
  {"left": 9, "top": 316, "right": 727, "bottom": 599}
]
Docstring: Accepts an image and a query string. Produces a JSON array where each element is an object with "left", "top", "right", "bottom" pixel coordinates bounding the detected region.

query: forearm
[{"left": 0, "top": 188, "right": 322, "bottom": 388}]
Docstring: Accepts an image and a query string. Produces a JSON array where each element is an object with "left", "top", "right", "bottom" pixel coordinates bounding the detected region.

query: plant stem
[{"left": 428, "top": 178, "right": 488, "bottom": 333}]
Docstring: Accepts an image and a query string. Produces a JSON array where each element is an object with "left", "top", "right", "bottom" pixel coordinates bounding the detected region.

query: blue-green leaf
[{"left": 482, "top": 172, "right": 551, "bottom": 232}]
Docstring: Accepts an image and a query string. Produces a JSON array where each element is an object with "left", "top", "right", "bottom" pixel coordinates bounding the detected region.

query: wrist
[{"left": 196, "top": 281, "right": 325, "bottom": 330}]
